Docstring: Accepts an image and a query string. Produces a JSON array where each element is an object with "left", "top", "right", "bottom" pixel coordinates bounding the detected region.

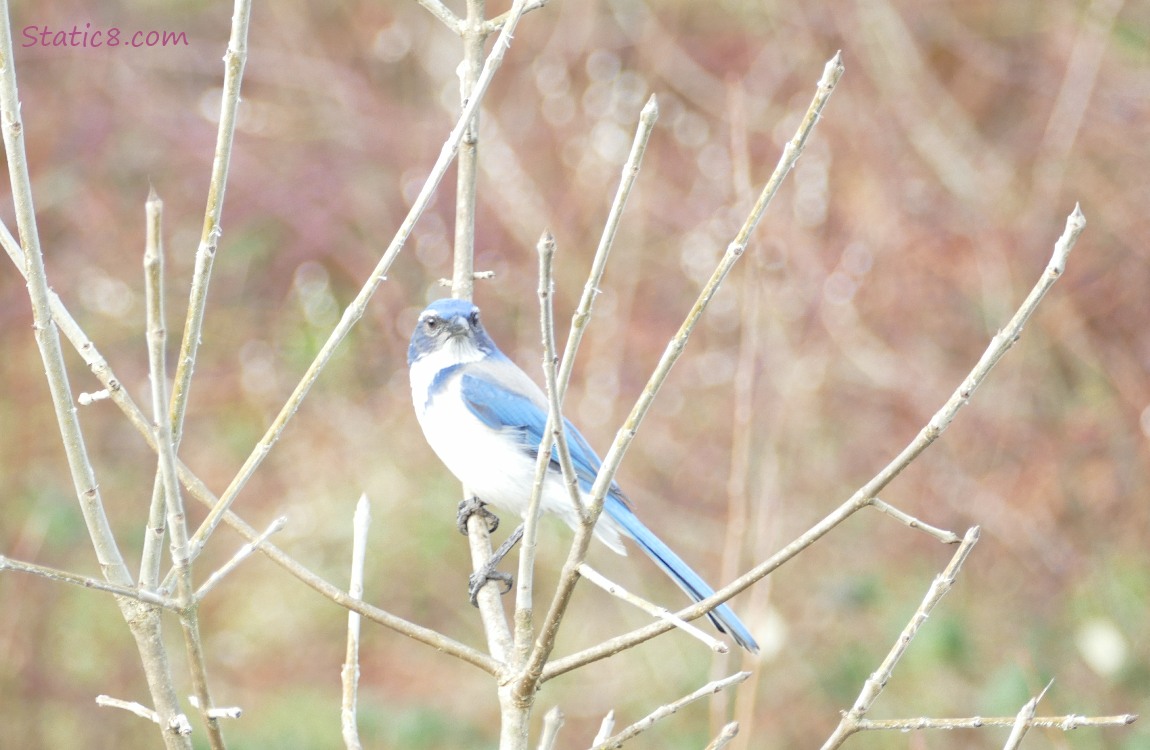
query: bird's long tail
[{"left": 605, "top": 497, "right": 759, "bottom": 653}]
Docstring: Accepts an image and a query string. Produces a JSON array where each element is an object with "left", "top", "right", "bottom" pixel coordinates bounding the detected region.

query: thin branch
[
  {"left": 194, "top": 516, "right": 287, "bottom": 602},
  {"left": 184, "top": 0, "right": 535, "bottom": 566},
  {"left": 853, "top": 714, "right": 1137, "bottom": 732},
  {"left": 144, "top": 190, "right": 226, "bottom": 750},
  {"left": 0, "top": 555, "right": 179, "bottom": 610},
  {"left": 0, "top": 216, "right": 500, "bottom": 674},
  {"left": 555, "top": 94, "right": 659, "bottom": 399},
  {"left": 168, "top": 0, "right": 251, "bottom": 442},
  {"left": 703, "top": 722, "right": 739, "bottom": 750},
  {"left": 1002, "top": 681, "right": 1052, "bottom": 750},
  {"left": 0, "top": 0, "right": 130, "bottom": 589},
  {"left": 514, "top": 97, "right": 660, "bottom": 681},
  {"left": 341, "top": 495, "right": 371, "bottom": 750},
  {"left": 543, "top": 204, "right": 1086, "bottom": 679},
  {"left": 96, "top": 695, "right": 192, "bottom": 735},
  {"left": 188, "top": 696, "right": 243, "bottom": 720},
  {"left": 535, "top": 51, "right": 844, "bottom": 684},
  {"left": 869, "top": 497, "right": 961, "bottom": 544},
  {"left": 577, "top": 564, "right": 727, "bottom": 653},
  {"left": 512, "top": 231, "right": 570, "bottom": 665},
  {"left": 821, "top": 527, "right": 980, "bottom": 749},
  {"left": 416, "top": 0, "right": 463, "bottom": 32},
  {"left": 589, "top": 672, "right": 751, "bottom": 750},
  {"left": 592, "top": 713, "right": 615, "bottom": 746},
  {"left": 537, "top": 706, "right": 565, "bottom": 750},
  {"left": 485, "top": 0, "right": 550, "bottom": 32}
]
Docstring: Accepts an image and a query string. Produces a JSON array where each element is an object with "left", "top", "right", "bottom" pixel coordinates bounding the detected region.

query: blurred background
[{"left": 0, "top": 0, "right": 1146, "bottom": 747}]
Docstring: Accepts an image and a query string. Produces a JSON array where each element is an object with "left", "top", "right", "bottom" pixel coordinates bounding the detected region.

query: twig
[
  {"left": 589, "top": 672, "right": 751, "bottom": 749},
  {"left": 853, "top": 714, "right": 1137, "bottom": 731},
  {"left": 536, "top": 50, "right": 843, "bottom": 684},
  {"left": 0, "top": 555, "right": 179, "bottom": 610},
  {"left": 143, "top": 190, "right": 227, "bottom": 750},
  {"left": 168, "top": 0, "right": 251, "bottom": 440},
  {"left": 416, "top": 0, "right": 463, "bottom": 32},
  {"left": 96, "top": 695, "right": 192, "bottom": 735},
  {"left": 341, "top": 495, "right": 371, "bottom": 750},
  {"left": 0, "top": 0, "right": 130, "bottom": 591},
  {"left": 0, "top": 211, "right": 500, "bottom": 673},
  {"left": 542, "top": 204, "right": 1086, "bottom": 679},
  {"left": 1002, "top": 681, "right": 1052, "bottom": 750},
  {"left": 537, "top": 706, "right": 565, "bottom": 750},
  {"left": 577, "top": 564, "right": 727, "bottom": 653},
  {"left": 869, "top": 497, "right": 961, "bottom": 544},
  {"left": 821, "top": 527, "right": 980, "bottom": 749},
  {"left": 514, "top": 96, "right": 660, "bottom": 679},
  {"left": 555, "top": 95, "right": 659, "bottom": 399},
  {"left": 511, "top": 231, "right": 571, "bottom": 664},
  {"left": 592, "top": 712, "right": 615, "bottom": 746},
  {"left": 184, "top": 0, "right": 534, "bottom": 567},
  {"left": 0, "top": 8, "right": 195, "bottom": 749},
  {"left": 194, "top": 517, "right": 287, "bottom": 602},
  {"left": 484, "top": 0, "right": 550, "bottom": 32},
  {"left": 188, "top": 696, "right": 243, "bottom": 720},
  {"left": 703, "top": 722, "right": 739, "bottom": 750}
]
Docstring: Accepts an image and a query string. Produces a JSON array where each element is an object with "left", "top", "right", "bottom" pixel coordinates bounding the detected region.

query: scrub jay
[{"left": 408, "top": 298, "right": 758, "bottom": 652}]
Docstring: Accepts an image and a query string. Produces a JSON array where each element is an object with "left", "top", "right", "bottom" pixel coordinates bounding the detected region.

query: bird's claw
[
  {"left": 468, "top": 566, "right": 513, "bottom": 606},
  {"left": 457, "top": 496, "right": 499, "bottom": 536}
]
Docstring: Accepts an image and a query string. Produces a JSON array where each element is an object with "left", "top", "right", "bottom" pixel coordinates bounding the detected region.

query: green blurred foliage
[{"left": 0, "top": 0, "right": 1147, "bottom": 747}]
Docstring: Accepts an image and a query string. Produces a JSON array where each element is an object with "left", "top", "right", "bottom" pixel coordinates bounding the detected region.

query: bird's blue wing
[{"left": 459, "top": 362, "right": 611, "bottom": 496}]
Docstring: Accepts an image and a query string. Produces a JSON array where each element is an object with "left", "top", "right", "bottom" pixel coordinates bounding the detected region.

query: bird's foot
[
  {"left": 457, "top": 496, "right": 500, "bottom": 536},
  {"left": 468, "top": 566, "right": 514, "bottom": 606},
  {"left": 467, "top": 523, "right": 525, "bottom": 607}
]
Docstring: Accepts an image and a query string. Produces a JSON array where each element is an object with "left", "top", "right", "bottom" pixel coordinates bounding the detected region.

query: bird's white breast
[{"left": 410, "top": 347, "right": 625, "bottom": 553}]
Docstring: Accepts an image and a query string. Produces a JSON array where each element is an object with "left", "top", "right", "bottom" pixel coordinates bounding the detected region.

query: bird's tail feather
[{"left": 606, "top": 497, "right": 759, "bottom": 653}]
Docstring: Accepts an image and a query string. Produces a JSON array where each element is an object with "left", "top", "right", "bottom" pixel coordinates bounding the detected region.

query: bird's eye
[
  {"left": 424, "top": 316, "right": 441, "bottom": 332},
  {"left": 469, "top": 311, "right": 480, "bottom": 327}
]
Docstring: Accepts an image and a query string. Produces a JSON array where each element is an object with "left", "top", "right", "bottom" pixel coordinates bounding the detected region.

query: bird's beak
[{"left": 447, "top": 315, "right": 471, "bottom": 337}]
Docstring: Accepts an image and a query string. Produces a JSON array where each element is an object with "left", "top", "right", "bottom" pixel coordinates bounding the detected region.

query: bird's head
[{"left": 407, "top": 298, "right": 498, "bottom": 366}]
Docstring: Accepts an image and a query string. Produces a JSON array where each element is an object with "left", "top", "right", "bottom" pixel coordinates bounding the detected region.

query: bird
[{"left": 408, "top": 297, "right": 758, "bottom": 653}]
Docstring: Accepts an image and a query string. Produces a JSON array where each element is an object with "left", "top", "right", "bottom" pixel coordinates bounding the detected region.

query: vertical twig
[
  {"left": 143, "top": 0, "right": 252, "bottom": 590},
  {"left": 451, "top": 0, "right": 488, "bottom": 299},
  {"left": 341, "top": 495, "right": 371, "bottom": 750},
  {"left": 555, "top": 95, "right": 659, "bottom": 398},
  {"left": 144, "top": 191, "right": 227, "bottom": 749},
  {"left": 0, "top": 5, "right": 193, "bottom": 746}
]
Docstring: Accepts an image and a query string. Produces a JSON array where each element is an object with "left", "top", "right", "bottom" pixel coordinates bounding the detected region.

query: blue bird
[{"left": 408, "top": 298, "right": 758, "bottom": 652}]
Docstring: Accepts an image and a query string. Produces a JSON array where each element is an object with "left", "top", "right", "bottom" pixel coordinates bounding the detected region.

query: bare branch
[
  {"left": 821, "top": 527, "right": 980, "bottom": 748},
  {"left": 543, "top": 204, "right": 1086, "bottom": 678},
  {"left": 539, "top": 52, "right": 844, "bottom": 680},
  {"left": 589, "top": 672, "right": 751, "bottom": 749},
  {"left": 194, "top": 517, "right": 287, "bottom": 602},
  {"left": 0, "top": 555, "right": 179, "bottom": 610},
  {"left": 1002, "top": 681, "right": 1052, "bottom": 750},
  {"left": 169, "top": 0, "right": 252, "bottom": 441},
  {"left": 341, "top": 495, "right": 371, "bottom": 750},
  {"left": 537, "top": 706, "right": 565, "bottom": 750},
  {"left": 416, "top": 0, "right": 463, "bottom": 33},
  {"left": 869, "top": 497, "right": 961, "bottom": 544},
  {"left": 577, "top": 564, "right": 727, "bottom": 653},
  {"left": 703, "top": 722, "right": 739, "bottom": 750},
  {"left": 185, "top": 0, "right": 536, "bottom": 565},
  {"left": 556, "top": 95, "right": 659, "bottom": 399},
  {"left": 853, "top": 714, "right": 1137, "bottom": 732}
]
